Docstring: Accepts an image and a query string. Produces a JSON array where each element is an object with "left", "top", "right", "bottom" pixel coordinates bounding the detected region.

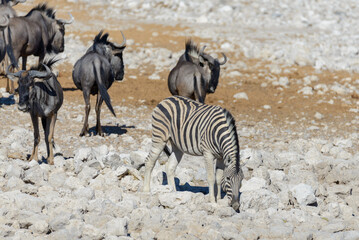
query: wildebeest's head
[
  {"left": 27, "top": 4, "right": 74, "bottom": 54},
  {"left": 6, "top": 63, "right": 52, "bottom": 112},
  {"left": 184, "top": 39, "right": 227, "bottom": 93},
  {"left": 200, "top": 52, "right": 227, "bottom": 93},
  {"left": 92, "top": 30, "right": 127, "bottom": 81}
]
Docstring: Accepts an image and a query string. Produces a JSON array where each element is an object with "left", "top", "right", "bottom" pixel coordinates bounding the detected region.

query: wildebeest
[
  {"left": 0, "top": 0, "right": 26, "bottom": 18},
  {"left": 72, "top": 30, "right": 126, "bottom": 137},
  {"left": 0, "top": 0, "right": 25, "bottom": 91},
  {"left": 4, "top": 3, "right": 73, "bottom": 93},
  {"left": 6, "top": 58, "right": 63, "bottom": 164},
  {"left": 0, "top": 16, "right": 9, "bottom": 62},
  {"left": 168, "top": 39, "right": 227, "bottom": 103}
]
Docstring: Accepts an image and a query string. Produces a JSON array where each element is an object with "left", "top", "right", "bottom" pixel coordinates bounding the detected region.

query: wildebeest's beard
[
  {"left": 111, "top": 53, "right": 124, "bottom": 81},
  {"left": 18, "top": 79, "right": 33, "bottom": 112},
  {"left": 208, "top": 62, "right": 220, "bottom": 93},
  {"left": 48, "top": 23, "right": 65, "bottom": 54}
]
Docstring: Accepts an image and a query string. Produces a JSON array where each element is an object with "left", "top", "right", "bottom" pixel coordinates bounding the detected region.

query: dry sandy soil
[{"left": 1, "top": 0, "right": 358, "bottom": 146}]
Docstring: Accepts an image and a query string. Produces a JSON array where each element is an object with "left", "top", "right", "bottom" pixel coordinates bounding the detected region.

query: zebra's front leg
[
  {"left": 216, "top": 168, "right": 224, "bottom": 200},
  {"left": 166, "top": 143, "right": 183, "bottom": 191},
  {"left": 204, "top": 152, "right": 216, "bottom": 203},
  {"left": 143, "top": 142, "right": 166, "bottom": 192}
]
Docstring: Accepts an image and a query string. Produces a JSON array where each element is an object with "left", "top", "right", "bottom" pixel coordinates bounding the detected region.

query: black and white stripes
[{"left": 143, "top": 95, "right": 243, "bottom": 211}]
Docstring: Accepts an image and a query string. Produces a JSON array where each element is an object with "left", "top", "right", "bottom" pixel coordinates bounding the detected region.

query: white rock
[
  {"left": 263, "top": 105, "right": 271, "bottom": 109},
  {"left": 29, "top": 220, "right": 49, "bottom": 234},
  {"left": 240, "top": 177, "right": 266, "bottom": 192},
  {"left": 241, "top": 148, "right": 263, "bottom": 170},
  {"left": 158, "top": 191, "right": 193, "bottom": 209},
  {"left": 298, "top": 86, "right": 314, "bottom": 95},
  {"left": 73, "top": 187, "right": 95, "bottom": 200},
  {"left": 233, "top": 92, "right": 248, "bottom": 100},
  {"left": 5, "top": 164, "right": 24, "bottom": 179},
  {"left": 304, "top": 147, "right": 323, "bottom": 165},
  {"left": 290, "top": 183, "right": 317, "bottom": 206},
  {"left": 48, "top": 170, "right": 67, "bottom": 188},
  {"left": 106, "top": 218, "right": 128, "bottom": 237},
  {"left": 314, "top": 112, "right": 324, "bottom": 120},
  {"left": 240, "top": 189, "right": 279, "bottom": 212},
  {"left": 129, "top": 150, "right": 147, "bottom": 169}
]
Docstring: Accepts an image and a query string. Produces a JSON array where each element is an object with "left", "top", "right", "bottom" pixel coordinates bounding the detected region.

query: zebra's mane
[
  {"left": 26, "top": 3, "right": 56, "bottom": 19},
  {"left": 223, "top": 108, "right": 240, "bottom": 172}
]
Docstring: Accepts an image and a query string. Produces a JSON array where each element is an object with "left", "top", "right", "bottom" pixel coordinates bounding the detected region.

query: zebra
[{"left": 143, "top": 95, "right": 244, "bottom": 211}]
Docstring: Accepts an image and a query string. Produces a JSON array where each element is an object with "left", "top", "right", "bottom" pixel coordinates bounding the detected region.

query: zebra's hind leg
[
  {"left": 166, "top": 143, "right": 183, "bottom": 191},
  {"left": 143, "top": 141, "right": 166, "bottom": 192},
  {"left": 204, "top": 151, "right": 216, "bottom": 203}
]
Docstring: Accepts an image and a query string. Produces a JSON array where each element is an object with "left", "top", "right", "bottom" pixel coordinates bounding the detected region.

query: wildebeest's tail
[
  {"left": 4, "top": 26, "right": 18, "bottom": 68},
  {"left": 93, "top": 64, "right": 116, "bottom": 117}
]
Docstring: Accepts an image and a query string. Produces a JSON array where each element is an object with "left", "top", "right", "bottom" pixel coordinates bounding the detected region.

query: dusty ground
[{"left": 1, "top": 0, "right": 359, "bottom": 150}]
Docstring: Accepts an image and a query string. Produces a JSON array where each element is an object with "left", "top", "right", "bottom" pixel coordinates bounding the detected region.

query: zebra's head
[{"left": 222, "top": 162, "right": 244, "bottom": 211}]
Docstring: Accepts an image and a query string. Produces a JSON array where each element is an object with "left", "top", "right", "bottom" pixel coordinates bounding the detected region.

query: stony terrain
[{"left": 0, "top": 0, "right": 359, "bottom": 239}]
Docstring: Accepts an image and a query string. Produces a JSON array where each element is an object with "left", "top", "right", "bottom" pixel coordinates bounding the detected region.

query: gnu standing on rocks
[
  {"left": 143, "top": 96, "right": 243, "bottom": 211},
  {"left": 72, "top": 30, "right": 126, "bottom": 137},
  {"left": 168, "top": 39, "right": 227, "bottom": 103},
  {"left": 5, "top": 3, "right": 73, "bottom": 93},
  {"left": 0, "top": 16, "right": 9, "bottom": 62},
  {"left": 6, "top": 58, "right": 63, "bottom": 165},
  {"left": 0, "top": 0, "right": 26, "bottom": 90},
  {"left": 0, "top": 0, "right": 26, "bottom": 18}
]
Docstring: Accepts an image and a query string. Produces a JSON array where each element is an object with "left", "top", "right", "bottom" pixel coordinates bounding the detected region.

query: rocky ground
[{"left": 0, "top": 0, "right": 359, "bottom": 239}]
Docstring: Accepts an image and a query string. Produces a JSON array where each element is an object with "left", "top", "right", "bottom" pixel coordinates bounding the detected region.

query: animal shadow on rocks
[
  {"left": 0, "top": 95, "right": 15, "bottom": 106},
  {"left": 88, "top": 124, "right": 134, "bottom": 136},
  {"left": 27, "top": 152, "right": 64, "bottom": 165},
  {"left": 162, "top": 172, "right": 226, "bottom": 198},
  {"left": 62, "top": 87, "right": 79, "bottom": 92}
]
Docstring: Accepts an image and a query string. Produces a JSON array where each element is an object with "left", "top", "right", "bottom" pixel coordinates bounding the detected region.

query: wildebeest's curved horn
[
  {"left": 112, "top": 31, "right": 126, "bottom": 48},
  {"left": 0, "top": 16, "right": 9, "bottom": 28},
  {"left": 219, "top": 53, "right": 227, "bottom": 65},
  {"left": 6, "top": 65, "right": 23, "bottom": 81},
  {"left": 29, "top": 64, "right": 52, "bottom": 79},
  {"left": 10, "top": 0, "right": 26, "bottom": 6},
  {"left": 58, "top": 13, "right": 74, "bottom": 25},
  {"left": 199, "top": 45, "right": 206, "bottom": 55}
]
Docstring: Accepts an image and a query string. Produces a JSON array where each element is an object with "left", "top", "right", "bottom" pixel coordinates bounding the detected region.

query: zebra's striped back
[{"left": 151, "top": 96, "right": 239, "bottom": 164}]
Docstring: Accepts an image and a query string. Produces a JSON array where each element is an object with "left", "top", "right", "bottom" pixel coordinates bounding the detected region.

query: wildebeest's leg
[
  {"left": 42, "top": 117, "right": 50, "bottom": 164},
  {"left": 143, "top": 141, "right": 167, "bottom": 192},
  {"left": 95, "top": 92, "right": 104, "bottom": 136},
  {"left": 204, "top": 151, "right": 216, "bottom": 203},
  {"left": 166, "top": 142, "right": 183, "bottom": 191},
  {"left": 80, "top": 89, "right": 91, "bottom": 136},
  {"left": 21, "top": 56, "right": 27, "bottom": 70},
  {"left": 5, "top": 62, "right": 15, "bottom": 94},
  {"left": 46, "top": 114, "right": 56, "bottom": 165},
  {"left": 29, "top": 114, "right": 40, "bottom": 161}
]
